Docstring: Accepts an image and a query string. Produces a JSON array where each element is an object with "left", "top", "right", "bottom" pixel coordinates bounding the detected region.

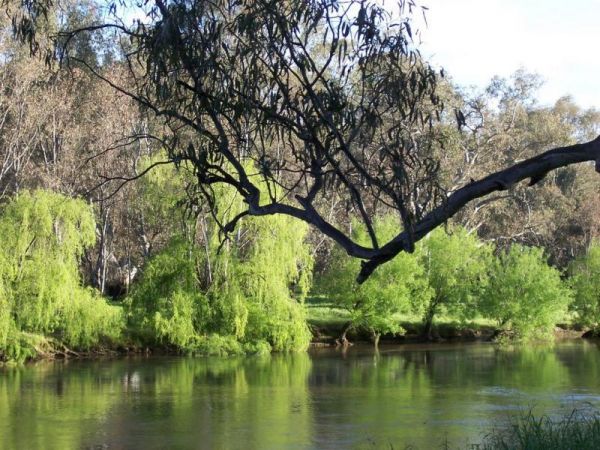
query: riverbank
[
  {"left": 306, "top": 297, "right": 585, "bottom": 346},
  {"left": 0, "top": 298, "right": 587, "bottom": 365}
]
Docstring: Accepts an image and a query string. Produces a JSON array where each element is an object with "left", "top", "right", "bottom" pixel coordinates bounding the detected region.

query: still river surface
[{"left": 2, "top": 340, "right": 600, "bottom": 449}]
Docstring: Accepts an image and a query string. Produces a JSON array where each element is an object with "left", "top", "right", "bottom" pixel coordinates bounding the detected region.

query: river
[{"left": 1, "top": 340, "right": 600, "bottom": 449}]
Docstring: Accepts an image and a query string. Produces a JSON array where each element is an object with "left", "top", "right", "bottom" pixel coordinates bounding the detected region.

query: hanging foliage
[
  {"left": 125, "top": 160, "right": 312, "bottom": 354},
  {"left": 0, "top": 190, "right": 123, "bottom": 361}
]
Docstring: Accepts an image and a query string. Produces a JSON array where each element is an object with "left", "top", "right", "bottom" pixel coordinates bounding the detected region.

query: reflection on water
[{"left": 1, "top": 341, "right": 600, "bottom": 449}]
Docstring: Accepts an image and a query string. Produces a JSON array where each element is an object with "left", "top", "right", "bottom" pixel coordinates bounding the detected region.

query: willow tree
[
  {"left": 125, "top": 160, "right": 313, "bottom": 353},
  {"left": 7, "top": 0, "right": 600, "bottom": 280},
  {"left": 417, "top": 226, "right": 492, "bottom": 339},
  {"left": 0, "top": 190, "right": 123, "bottom": 360},
  {"left": 481, "top": 245, "right": 572, "bottom": 341}
]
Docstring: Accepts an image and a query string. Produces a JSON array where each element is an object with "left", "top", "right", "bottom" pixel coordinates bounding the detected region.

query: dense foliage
[
  {"left": 124, "top": 162, "right": 312, "bottom": 355},
  {"left": 0, "top": 2, "right": 599, "bottom": 361},
  {"left": 481, "top": 245, "right": 572, "bottom": 340},
  {"left": 0, "top": 188, "right": 586, "bottom": 361},
  {"left": 416, "top": 226, "right": 492, "bottom": 338},
  {"left": 317, "top": 216, "right": 430, "bottom": 344},
  {"left": 0, "top": 191, "right": 123, "bottom": 362},
  {"left": 6, "top": 0, "right": 600, "bottom": 283},
  {"left": 570, "top": 243, "right": 600, "bottom": 332},
  {"left": 317, "top": 219, "right": 576, "bottom": 344}
]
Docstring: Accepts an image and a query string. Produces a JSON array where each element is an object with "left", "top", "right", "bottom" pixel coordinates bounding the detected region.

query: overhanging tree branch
[{"left": 356, "top": 135, "right": 600, "bottom": 282}]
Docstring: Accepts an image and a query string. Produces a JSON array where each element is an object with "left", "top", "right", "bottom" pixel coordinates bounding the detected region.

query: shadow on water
[{"left": 1, "top": 341, "right": 600, "bottom": 449}]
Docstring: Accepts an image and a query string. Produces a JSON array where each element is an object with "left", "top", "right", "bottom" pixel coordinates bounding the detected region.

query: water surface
[{"left": 2, "top": 341, "right": 600, "bottom": 449}]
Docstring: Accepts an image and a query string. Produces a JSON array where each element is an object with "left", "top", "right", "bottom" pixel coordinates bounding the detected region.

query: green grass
[
  {"left": 305, "top": 296, "right": 496, "bottom": 340},
  {"left": 305, "top": 296, "right": 351, "bottom": 327},
  {"left": 478, "top": 410, "right": 600, "bottom": 449}
]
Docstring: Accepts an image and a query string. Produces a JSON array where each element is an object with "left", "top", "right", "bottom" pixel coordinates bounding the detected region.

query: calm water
[{"left": 2, "top": 341, "right": 600, "bottom": 449}]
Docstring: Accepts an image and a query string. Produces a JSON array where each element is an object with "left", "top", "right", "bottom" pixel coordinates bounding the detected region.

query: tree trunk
[
  {"left": 422, "top": 301, "right": 439, "bottom": 340},
  {"left": 372, "top": 331, "right": 380, "bottom": 348},
  {"left": 423, "top": 317, "right": 434, "bottom": 341},
  {"left": 336, "top": 321, "right": 353, "bottom": 347}
]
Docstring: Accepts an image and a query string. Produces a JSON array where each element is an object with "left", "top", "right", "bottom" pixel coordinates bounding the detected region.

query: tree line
[
  {"left": 3, "top": 0, "right": 600, "bottom": 282},
  {"left": 1, "top": 182, "right": 600, "bottom": 361}
]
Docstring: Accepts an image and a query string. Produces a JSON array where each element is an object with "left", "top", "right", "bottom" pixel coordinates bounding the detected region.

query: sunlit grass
[{"left": 305, "top": 296, "right": 496, "bottom": 339}]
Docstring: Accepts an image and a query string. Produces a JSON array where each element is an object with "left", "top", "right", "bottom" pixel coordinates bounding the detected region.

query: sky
[{"left": 412, "top": 0, "right": 600, "bottom": 109}]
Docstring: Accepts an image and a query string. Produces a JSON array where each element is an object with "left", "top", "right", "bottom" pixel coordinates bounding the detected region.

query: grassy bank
[{"left": 306, "top": 296, "right": 497, "bottom": 344}]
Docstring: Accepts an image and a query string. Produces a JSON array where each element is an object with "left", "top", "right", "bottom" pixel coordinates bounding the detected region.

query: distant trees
[
  {"left": 5, "top": 0, "right": 600, "bottom": 281},
  {"left": 0, "top": 17, "right": 156, "bottom": 294},
  {"left": 448, "top": 71, "right": 600, "bottom": 265}
]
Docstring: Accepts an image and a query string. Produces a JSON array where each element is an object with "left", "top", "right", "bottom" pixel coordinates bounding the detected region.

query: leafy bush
[
  {"left": 481, "top": 245, "right": 572, "bottom": 341},
  {"left": 316, "top": 216, "right": 430, "bottom": 344},
  {"left": 416, "top": 226, "right": 492, "bottom": 338}
]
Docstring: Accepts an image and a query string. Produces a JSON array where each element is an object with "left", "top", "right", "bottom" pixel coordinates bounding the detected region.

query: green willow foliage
[
  {"left": 240, "top": 212, "right": 313, "bottom": 351},
  {"left": 124, "top": 239, "right": 207, "bottom": 349},
  {"left": 481, "top": 245, "right": 572, "bottom": 341},
  {"left": 125, "top": 161, "right": 312, "bottom": 354},
  {"left": 317, "top": 216, "right": 429, "bottom": 343},
  {"left": 0, "top": 190, "right": 123, "bottom": 361},
  {"left": 316, "top": 221, "right": 568, "bottom": 343},
  {"left": 569, "top": 243, "right": 600, "bottom": 331},
  {"left": 0, "top": 186, "right": 580, "bottom": 362}
]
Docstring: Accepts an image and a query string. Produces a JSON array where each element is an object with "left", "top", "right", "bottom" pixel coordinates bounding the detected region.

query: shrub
[
  {"left": 316, "top": 215, "right": 430, "bottom": 345},
  {"left": 416, "top": 226, "right": 492, "bottom": 339},
  {"left": 481, "top": 245, "right": 572, "bottom": 341}
]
